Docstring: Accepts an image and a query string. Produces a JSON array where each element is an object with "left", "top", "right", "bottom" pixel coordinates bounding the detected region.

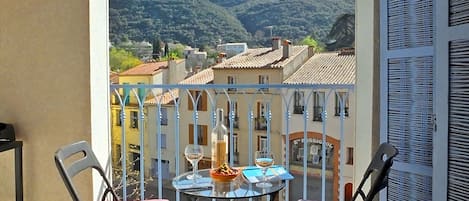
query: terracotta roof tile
[
  {"left": 180, "top": 68, "right": 213, "bottom": 84},
  {"left": 145, "top": 67, "right": 214, "bottom": 105},
  {"left": 110, "top": 71, "right": 119, "bottom": 84},
  {"left": 146, "top": 89, "right": 179, "bottom": 105},
  {"left": 119, "top": 61, "right": 169, "bottom": 76},
  {"left": 213, "top": 46, "right": 308, "bottom": 69},
  {"left": 284, "top": 52, "right": 356, "bottom": 84}
]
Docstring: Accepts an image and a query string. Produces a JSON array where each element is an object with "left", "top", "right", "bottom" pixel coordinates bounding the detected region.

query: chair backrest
[
  {"left": 54, "top": 141, "right": 119, "bottom": 201},
  {"left": 352, "top": 142, "right": 398, "bottom": 201}
]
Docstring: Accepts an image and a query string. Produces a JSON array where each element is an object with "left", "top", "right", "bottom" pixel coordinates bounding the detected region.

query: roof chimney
[
  {"left": 217, "top": 52, "right": 227, "bottom": 63},
  {"left": 272, "top": 37, "right": 281, "bottom": 50},
  {"left": 282, "top": 39, "right": 292, "bottom": 58},
  {"left": 338, "top": 47, "right": 355, "bottom": 56}
]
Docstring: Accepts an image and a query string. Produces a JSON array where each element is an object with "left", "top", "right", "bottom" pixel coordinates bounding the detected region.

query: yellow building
[
  {"left": 283, "top": 50, "right": 356, "bottom": 200},
  {"left": 111, "top": 59, "right": 186, "bottom": 174},
  {"left": 210, "top": 38, "right": 312, "bottom": 167}
]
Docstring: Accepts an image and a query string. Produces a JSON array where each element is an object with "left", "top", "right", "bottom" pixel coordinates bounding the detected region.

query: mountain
[
  {"left": 110, "top": 0, "right": 250, "bottom": 46},
  {"left": 110, "top": 0, "right": 354, "bottom": 47},
  {"left": 326, "top": 13, "right": 355, "bottom": 50},
  {"left": 228, "top": 0, "right": 354, "bottom": 46}
]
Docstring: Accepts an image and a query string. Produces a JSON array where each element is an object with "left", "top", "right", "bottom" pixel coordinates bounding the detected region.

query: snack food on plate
[{"left": 210, "top": 163, "right": 239, "bottom": 182}]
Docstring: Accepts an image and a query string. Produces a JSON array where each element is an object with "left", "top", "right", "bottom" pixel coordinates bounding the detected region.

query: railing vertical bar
[
  {"left": 229, "top": 100, "right": 234, "bottom": 166},
  {"left": 248, "top": 103, "right": 254, "bottom": 166},
  {"left": 267, "top": 102, "right": 271, "bottom": 153},
  {"left": 321, "top": 91, "right": 332, "bottom": 201},
  {"left": 302, "top": 101, "right": 308, "bottom": 199},
  {"left": 175, "top": 105, "right": 181, "bottom": 201},
  {"left": 138, "top": 98, "right": 145, "bottom": 201},
  {"left": 120, "top": 103, "right": 127, "bottom": 201},
  {"left": 338, "top": 91, "right": 347, "bottom": 201},
  {"left": 193, "top": 109, "right": 198, "bottom": 146},
  {"left": 284, "top": 93, "right": 291, "bottom": 201},
  {"left": 248, "top": 103, "right": 254, "bottom": 201},
  {"left": 157, "top": 104, "right": 163, "bottom": 199}
]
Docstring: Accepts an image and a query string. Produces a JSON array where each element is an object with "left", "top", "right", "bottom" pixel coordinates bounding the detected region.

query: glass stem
[
  {"left": 192, "top": 161, "right": 198, "bottom": 183},
  {"left": 262, "top": 168, "right": 267, "bottom": 183}
]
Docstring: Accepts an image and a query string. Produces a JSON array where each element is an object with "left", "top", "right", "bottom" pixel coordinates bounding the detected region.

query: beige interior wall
[
  {"left": 354, "top": 0, "right": 376, "bottom": 191},
  {"left": 0, "top": 0, "right": 92, "bottom": 200}
]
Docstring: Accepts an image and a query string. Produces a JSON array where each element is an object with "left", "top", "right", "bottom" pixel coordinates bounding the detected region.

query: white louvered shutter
[
  {"left": 380, "top": 0, "right": 434, "bottom": 200},
  {"left": 436, "top": 0, "right": 469, "bottom": 200}
]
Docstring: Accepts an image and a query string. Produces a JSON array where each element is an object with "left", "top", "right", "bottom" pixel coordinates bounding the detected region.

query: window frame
[
  {"left": 313, "top": 91, "right": 325, "bottom": 122},
  {"left": 334, "top": 92, "right": 349, "bottom": 117},
  {"left": 293, "top": 91, "right": 305, "bottom": 114},
  {"left": 116, "top": 109, "right": 122, "bottom": 126},
  {"left": 257, "top": 136, "right": 267, "bottom": 151},
  {"left": 227, "top": 75, "right": 237, "bottom": 91},
  {"left": 130, "top": 111, "right": 138, "bottom": 128},
  {"left": 258, "top": 75, "right": 269, "bottom": 91},
  {"left": 188, "top": 90, "right": 207, "bottom": 111},
  {"left": 160, "top": 107, "right": 168, "bottom": 125},
  {"left": 189, "top": 124, "right": 208, "bottom": 145}
]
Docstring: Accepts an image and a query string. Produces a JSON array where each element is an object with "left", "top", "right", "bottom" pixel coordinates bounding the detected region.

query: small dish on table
[{"left": 210, "top": 163, "right": 240, "bottom": 182}]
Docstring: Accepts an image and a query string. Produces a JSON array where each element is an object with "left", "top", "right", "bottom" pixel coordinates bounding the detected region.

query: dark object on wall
[{"left": 0, "top": 123, "right": 15, "bottom": 142}]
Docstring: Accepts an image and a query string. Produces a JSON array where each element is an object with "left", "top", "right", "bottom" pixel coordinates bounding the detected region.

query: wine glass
[
  {"left": 254, "top": 150, "right": 274, "bottom": 188},
  {"left": 184, "top": 144, "right": 204, "bottom": 180}
]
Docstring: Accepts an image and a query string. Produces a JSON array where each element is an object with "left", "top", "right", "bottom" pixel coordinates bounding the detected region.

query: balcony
[
  {"left": 293, "top": 105, "right": 304, "bottom": 114},
  {"left": 255, "top": 116, "right": 268, "bottom": 130},
  {"left": 110, "top": 83, "right": 353, "bottom": 201},
  {"left": 224, "top": 116, "right": 239, "bottom": 129}
]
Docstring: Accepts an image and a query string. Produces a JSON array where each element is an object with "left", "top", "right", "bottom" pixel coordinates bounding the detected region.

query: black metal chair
[
  {"left": 55, "top": 141, "right": 169, "bottom": 201},
  {"left": 55, "top": 140, "right": 119, "bottom": 201},
  {"left": 351, "top": 142, "right": 398, "bottom": 201}
]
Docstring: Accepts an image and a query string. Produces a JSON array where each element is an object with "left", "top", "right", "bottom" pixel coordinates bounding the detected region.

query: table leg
[
  {"left": 268, "top": 192, "right": 278, "bottom": 201},
  {"left": 15, "top": 145, "right": 23, "bottom": 201}
]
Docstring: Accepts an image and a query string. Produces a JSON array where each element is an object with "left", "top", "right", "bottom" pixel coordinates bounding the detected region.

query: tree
[
  {"left": 164, "top": 42, "right": 169, "bottom": 57},
  {"left": 110, "top": 47, "right": 142, "bottom": 72},
  {"left": 300, "top": 36, "right": 325, "bottom": 53},
  {"left": 152, "top": 37, "right": 161, "bottom": 60}
]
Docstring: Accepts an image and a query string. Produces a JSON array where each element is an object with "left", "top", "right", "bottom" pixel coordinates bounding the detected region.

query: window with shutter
[
  {"left": 381, "top": 0, "right": 434, "bottom": 200},
  {"left": 313, "top": 92, "right": 324, "bottom": 122},
  {"left": 130, "top": 111, "right": 138, "bottom": 129},
  {"left": 188, "top": 124, "right": 208, "bottom": 145},
  {"left": 160, "top": 108, "right": 168, "bottom": 125},
  {"left": 188, "top": 90, "right": 207, "bottom": 111}
]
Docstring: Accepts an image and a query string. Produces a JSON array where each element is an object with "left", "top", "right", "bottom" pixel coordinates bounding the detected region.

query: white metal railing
[{"left": 110, "top": 83, "right": 354, "bottom": 201}]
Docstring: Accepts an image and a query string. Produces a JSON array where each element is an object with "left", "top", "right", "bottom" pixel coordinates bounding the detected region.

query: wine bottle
[{"left": 211, "top": 108, "right": 228, "bottom": 169}]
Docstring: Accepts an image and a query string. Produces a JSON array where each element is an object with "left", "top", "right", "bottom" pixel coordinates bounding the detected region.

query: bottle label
[{"left": 212, "top": 140, "right": 227, "bottom": 168}]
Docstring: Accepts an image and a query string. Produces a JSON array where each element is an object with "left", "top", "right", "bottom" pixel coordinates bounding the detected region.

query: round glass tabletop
[{"left": 172, "top": 169, "right": 285, "bottom": 199}]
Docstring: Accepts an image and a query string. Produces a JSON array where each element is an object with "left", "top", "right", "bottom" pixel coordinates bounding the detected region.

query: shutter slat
[
  {"left": 450, "top": 0, "right": 469, "bottom": 26},
  {"left": 449, "top": 39, "right": 469, "bottom": 200}
]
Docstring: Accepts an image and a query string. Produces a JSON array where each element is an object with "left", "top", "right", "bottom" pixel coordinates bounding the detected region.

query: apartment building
[
  {"left": 283, "top": 50, "right": 356, "bottom": 200},
  {"left": 111, "top": 59, "right": 186, "bottom": 172},
  {"left": 148, "top": 67, "right": 215, "bottom": 177},
  {"left": 210, "top": 38, "right": 312, "bottom": 167}
]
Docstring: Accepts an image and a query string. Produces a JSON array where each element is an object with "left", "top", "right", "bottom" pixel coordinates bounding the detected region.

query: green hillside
[
  {"left": 110, "top": 0, "right": 354, "bottom": 47},
  {"left": 110, "top": 0, "right": 250, "bottom": 46},
  {"left": 232, "top": 0, "right": 354, "bottom": 45}
]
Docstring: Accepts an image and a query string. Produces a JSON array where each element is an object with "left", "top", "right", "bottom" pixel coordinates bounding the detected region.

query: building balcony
[
  {"left": 255, "top": 117, "right": 268, "bottom": 130},
  {"left": 109, "top": 83, "right": 354, "bottom": 201},
  {"left": 224, "top": 116, "right": 239, "bottom": 129}
]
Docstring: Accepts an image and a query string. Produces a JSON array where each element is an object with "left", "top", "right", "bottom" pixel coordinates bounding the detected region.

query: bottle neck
[{"left": 216, "top": 109, "right": 224, "bottom": 125}]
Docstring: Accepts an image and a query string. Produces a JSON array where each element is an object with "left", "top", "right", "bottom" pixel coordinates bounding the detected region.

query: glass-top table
[{"left": 172, "top": 169, "right": 285, "bottom": 200}]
